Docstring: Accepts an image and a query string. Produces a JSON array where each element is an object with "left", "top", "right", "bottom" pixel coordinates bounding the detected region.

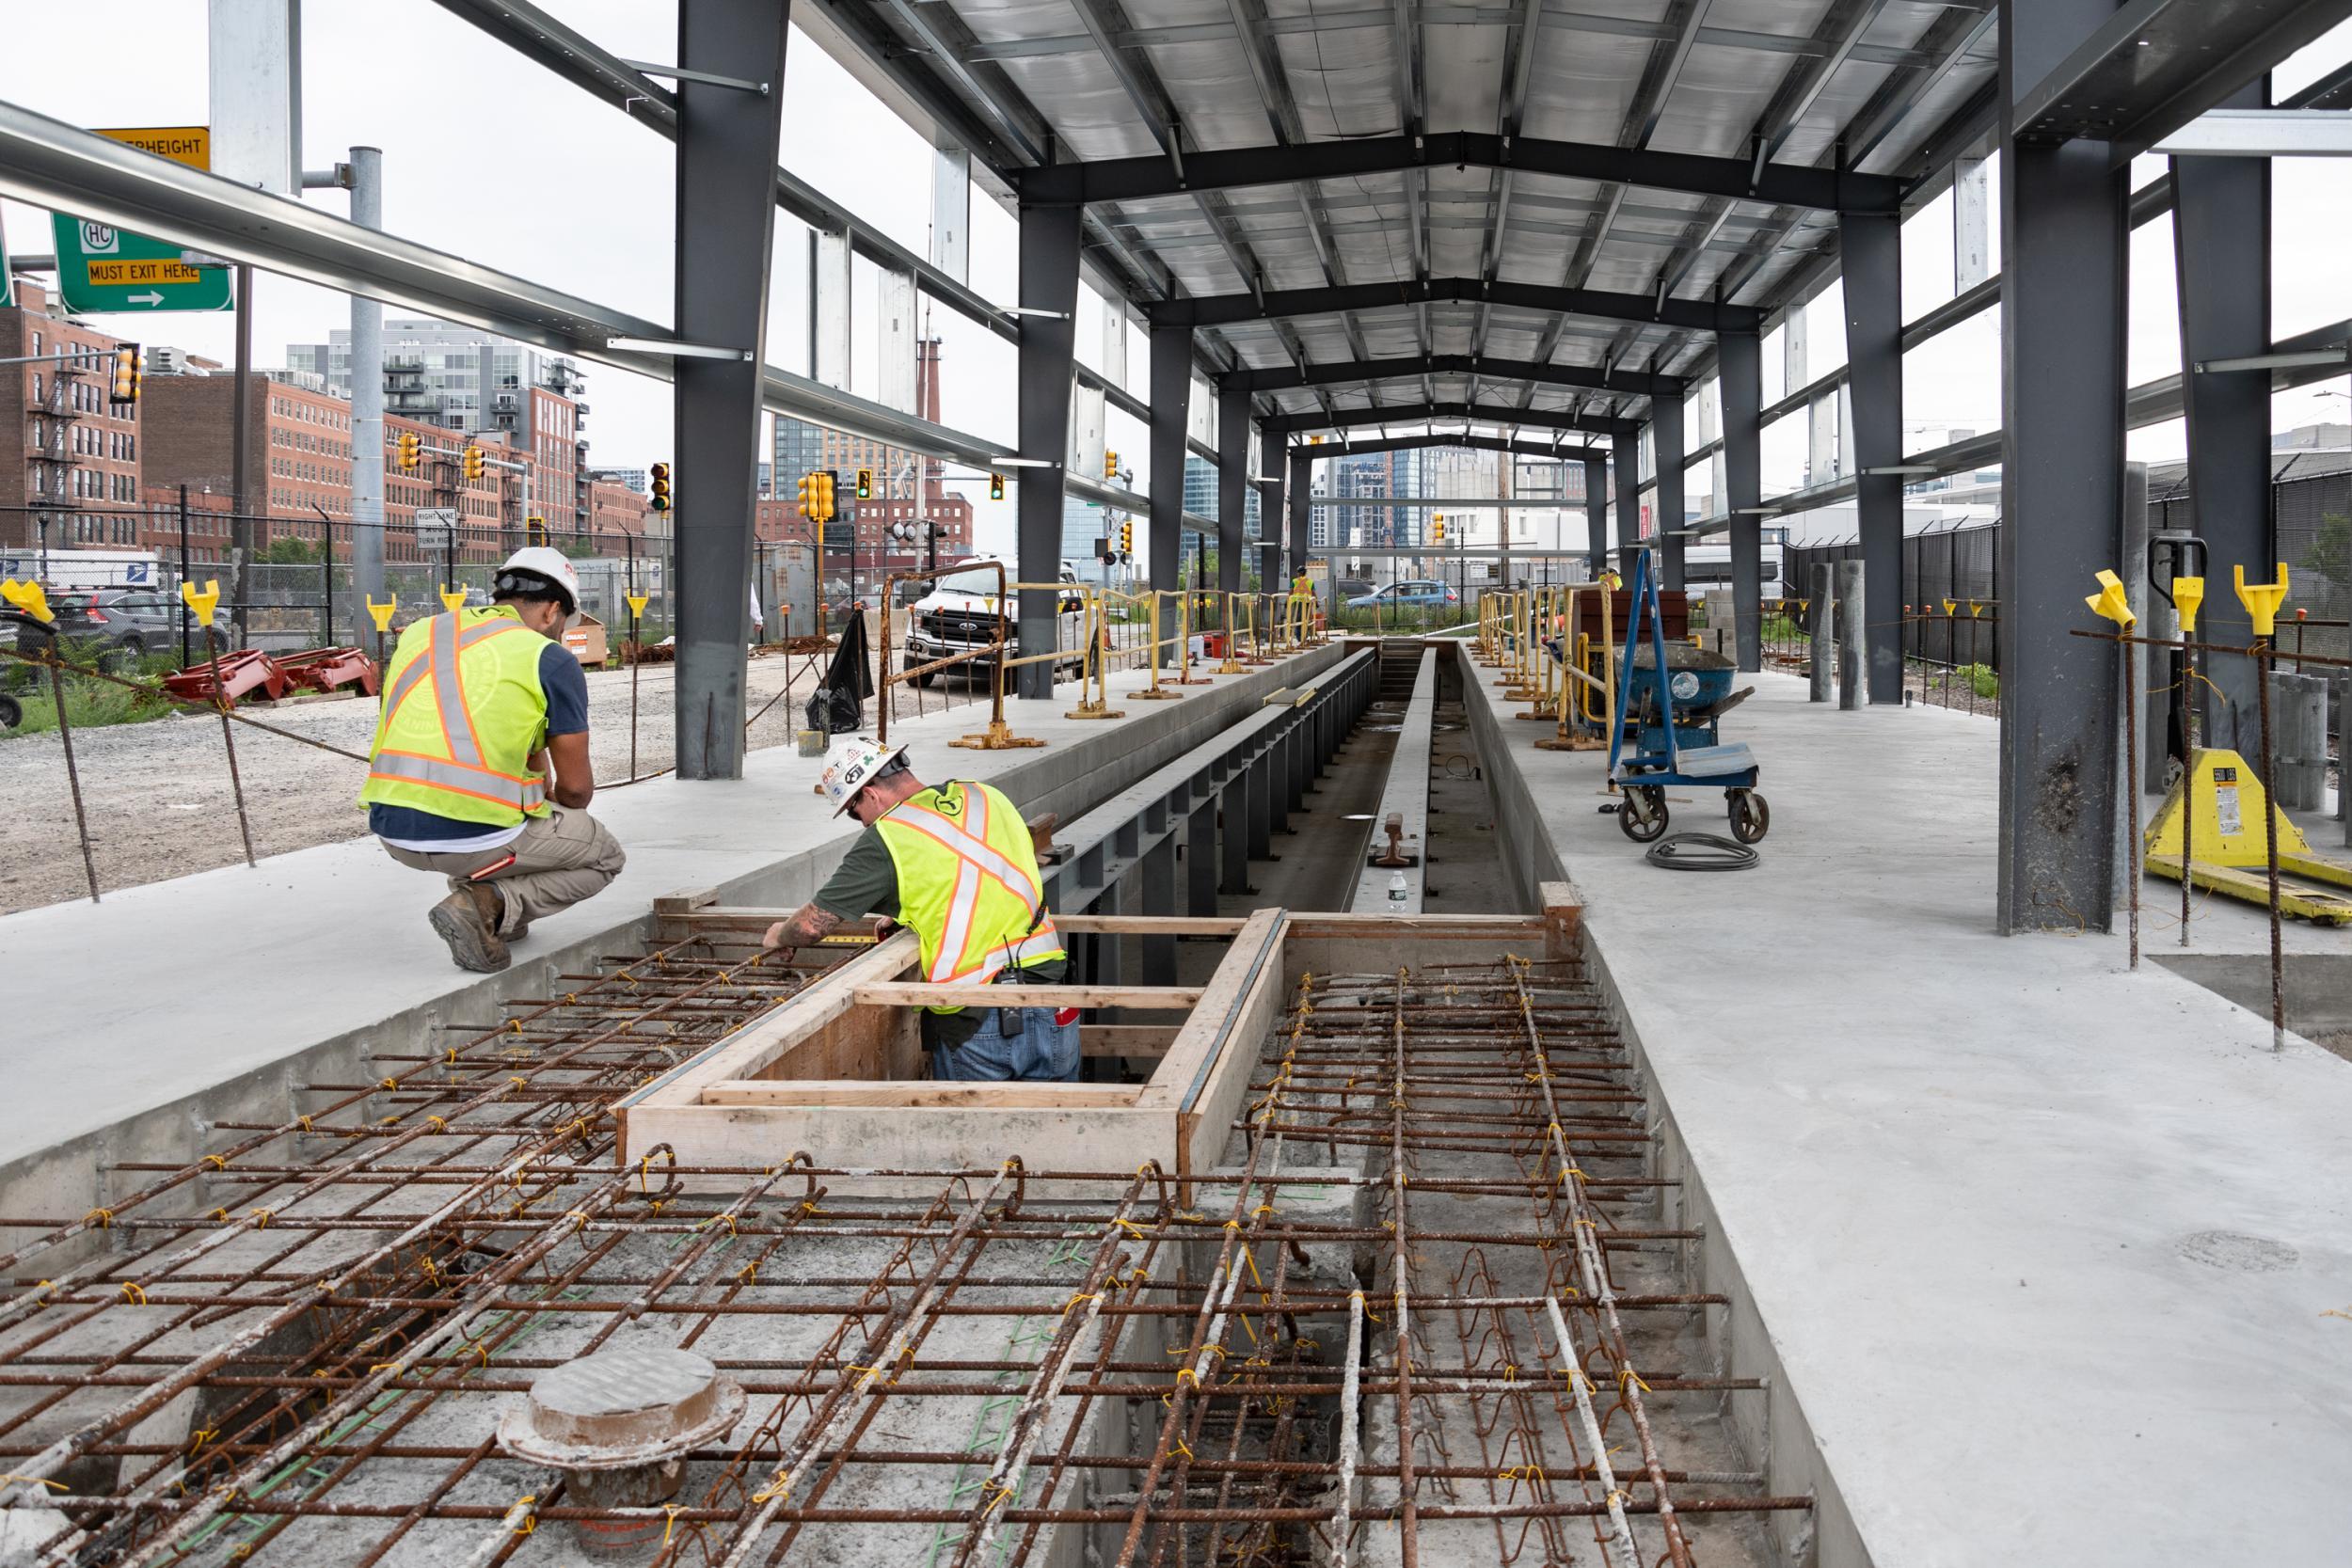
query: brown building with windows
[
  {"left": 585, "top": 478, "right": 651, "bottom": 550},
  {"left": 141, "top": 369, "right": 356, "bottom": 553},
  {"left": 0, "top": 280, "right": 145, "bottom": 550}
]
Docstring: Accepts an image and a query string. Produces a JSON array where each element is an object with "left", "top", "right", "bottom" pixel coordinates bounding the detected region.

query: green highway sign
[
  {"left": 50, "top": 214, "right": 233, "bottom": 314},
  {"left": 49, "top": 126, "right": 232, "bottom": 316}
]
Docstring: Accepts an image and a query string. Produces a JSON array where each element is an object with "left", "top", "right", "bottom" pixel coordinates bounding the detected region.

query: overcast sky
[{"left": 5, "top": 5, "right": 2351, "bottom": 553}]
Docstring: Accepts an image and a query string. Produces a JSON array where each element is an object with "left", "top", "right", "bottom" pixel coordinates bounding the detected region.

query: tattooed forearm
[{"left": 762, "top": 904, "right": 845, "bottom": 951}]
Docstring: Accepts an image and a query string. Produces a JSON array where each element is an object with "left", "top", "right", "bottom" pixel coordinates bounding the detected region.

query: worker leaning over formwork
[
  {"left": 359, "top": 546, "right": 624, "bottom": 974},
  {"left": 762, "top": 736, "right": 1077, "bottom": 1082}
]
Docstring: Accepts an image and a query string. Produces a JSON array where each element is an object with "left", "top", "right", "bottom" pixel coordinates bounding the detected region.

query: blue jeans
[{"left": 934, "top": 1007, "right": 1081, "bottom": 1082}]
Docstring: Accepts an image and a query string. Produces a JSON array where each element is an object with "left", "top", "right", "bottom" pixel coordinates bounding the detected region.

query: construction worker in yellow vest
[
  {"left": 1288, "top": 568, "right": 1315, "bottom": 641},
  {"left": 762, "top": 736, "right": 1075, "bottom": 1081},
  {"left": 359, "top": 547, "right": 623, "bottom": 974}
]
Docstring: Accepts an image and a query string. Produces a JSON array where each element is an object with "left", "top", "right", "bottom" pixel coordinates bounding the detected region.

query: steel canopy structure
[{"left": 4, "top": 0, "right": 2345, "bottom": 934}]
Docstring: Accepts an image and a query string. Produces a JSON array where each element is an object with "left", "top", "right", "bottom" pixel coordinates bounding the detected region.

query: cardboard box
[{"left": 561, "top": 613, "right": 609, "bottom": 669}]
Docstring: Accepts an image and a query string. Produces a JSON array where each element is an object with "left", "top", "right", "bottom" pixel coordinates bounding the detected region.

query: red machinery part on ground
[{"left": 161, "top": 646, "right": 379, "bottom": 705}]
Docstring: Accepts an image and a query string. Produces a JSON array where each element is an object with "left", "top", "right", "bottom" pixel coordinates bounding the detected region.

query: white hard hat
[
  {"left": 819, "top": 735, "right": 910, "bottom": 816},
  {"left": 497, "top": 546, "right": 583, "bottom": 613}
]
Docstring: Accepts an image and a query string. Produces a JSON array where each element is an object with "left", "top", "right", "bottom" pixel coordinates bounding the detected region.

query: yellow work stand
[{"left": 2143, "top": 749, "right": 2352, "bottom": 925}]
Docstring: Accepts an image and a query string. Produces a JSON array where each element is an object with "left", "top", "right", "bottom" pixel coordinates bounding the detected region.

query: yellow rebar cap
[
  {"left": 180, "top": 579, "right": 220, "bottom": 624},
  {"left": 365, "top": 595, "right": 399, "bottom": 632},
  {"left": 2233, "top": 562, "right": 2288, "bottom": 638},
  {"left": 2084, "top": 569, "right": 2134, "bottom": 630},
  {"left": 626, "top": 594, "right": 650, "bottom": 619},
  {"left": 1, "top": 578, "right": 55, "bottom": 625},
  {"left": 439, "top": 587, "right": 469, "bottom": 614},
  {"left": 2171, "top": 576, "right": 2204, "bottom": 635}
]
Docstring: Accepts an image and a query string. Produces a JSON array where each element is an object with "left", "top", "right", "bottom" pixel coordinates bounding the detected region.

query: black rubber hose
[{"left": 1645, "top": 832, "right": 1760, "bottom": 871}]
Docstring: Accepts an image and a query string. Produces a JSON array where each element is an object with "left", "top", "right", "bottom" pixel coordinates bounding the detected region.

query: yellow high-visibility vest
[
  {"left": 359, "top": 606, "right": 553, "bottom": 828},
  {"left": 874, "top": 781, "right": 1064, "bottom": 1015}
]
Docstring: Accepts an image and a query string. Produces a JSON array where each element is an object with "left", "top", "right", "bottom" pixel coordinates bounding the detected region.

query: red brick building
[
  {"left": 0, "top": 281, "right": 145, "bottom": 550},
  {"left": 142, "top": 370, "right": 355, "bottom": 552},
  {"left": 585, "top": 478, "right": 650, "bottom": 549}
]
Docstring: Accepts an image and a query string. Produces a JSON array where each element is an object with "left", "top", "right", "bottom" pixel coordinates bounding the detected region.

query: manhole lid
[{"left": 501, "top": 1345, "right": 746, "bottom": 1469}]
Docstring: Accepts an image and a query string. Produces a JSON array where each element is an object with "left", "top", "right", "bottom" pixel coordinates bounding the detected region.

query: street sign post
[
  {"left": 50, "top": 127, "right": 232, "bottom": 316},
  {"left": 414, "top": 509, "right": 459, "bottom": 558}
]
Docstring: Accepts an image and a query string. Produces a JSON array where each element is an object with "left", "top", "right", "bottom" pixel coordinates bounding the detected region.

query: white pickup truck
[{"left": 900, "top": 562, "right": 1087, "bottom": 686}]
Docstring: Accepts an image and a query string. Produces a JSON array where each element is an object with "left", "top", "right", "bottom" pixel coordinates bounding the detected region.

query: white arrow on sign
[{"left": 127, "top": 290, "right": 165, "bottom": 306}]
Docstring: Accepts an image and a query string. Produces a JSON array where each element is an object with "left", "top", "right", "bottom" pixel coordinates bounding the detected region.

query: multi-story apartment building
[
  {"left": 289, "top": 319, "right": 586, "bottom": 434},
  {"left": 0, "top": 281, "right": 146, "bottom": 550},
  {"left": 143, "top": 369, "right": 356, "bottom": 552}
]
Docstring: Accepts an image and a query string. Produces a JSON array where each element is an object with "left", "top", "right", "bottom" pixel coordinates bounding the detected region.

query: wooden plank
[
  {"left": 620, "top": 1101, "right": 1180, "bottom": 1195},
  {"left": 1538, "top": 879, "right": 1585, "bottom": 957},
  {"left": 850, "top": 983, "right": 1203, "bottom": 1008},
  {"left": 1182, "top": 927, "right": 1289, "bottom": 1176},
  {"left": 614, "top": 931, "right": 921, "bottom": 1114},
  {"left": 1136, "top": 908, "right": 1284, "bottom": 1110},
  {"left": 700, "top": 1081, "right": 1140, "bottom": 1108},
  {"left": 1083, "top": 1023, "right": 1181, "bottom": 1059}
]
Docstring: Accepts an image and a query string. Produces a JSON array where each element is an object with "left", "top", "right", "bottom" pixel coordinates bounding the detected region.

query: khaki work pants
[{"left": 384, "top": 807, "right": 626, "bottom": 934}]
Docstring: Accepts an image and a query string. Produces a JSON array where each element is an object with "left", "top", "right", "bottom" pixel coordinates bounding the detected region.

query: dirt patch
[{"left": 0, "top": 653, "right": 914, "bottom": 915}]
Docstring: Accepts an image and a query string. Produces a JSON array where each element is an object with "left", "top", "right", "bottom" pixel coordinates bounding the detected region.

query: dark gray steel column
[
  {"left": 673, "top": 0, "right": 791, "bottom": 778},
  {"left": 1611, "top": 431, "right": 1639, "bottom": 566},
  {"left": 1652, "top": 393, "right": 1686, "bottom": 592},
  {"left": 1015, "top": 202, "right": 1083, "bottom": 697},
  {"left": 1841, "top": 209, "right": 1906, "bottom": 703},
  {"left": 1149, "top": 323, "right": 1191, "bottom": 605},
  {"left": 1216, "top": 381, "right": 1248, "bottom": 599},
  {"left": 1584, "top": 456, "right": 1609, "bottom": 577},
  {"left": 2173, "top": 82, "right": 2272, "bottom": 752},
  {"left": 1720, "top": 329, "right": 1764, "bottom": 672},
  {"left": 1286, "top": 448, "right": 1312, "bottom": 579},
  {"left": 1996, "top": 0, "right": 2129, "bottom": 935}
]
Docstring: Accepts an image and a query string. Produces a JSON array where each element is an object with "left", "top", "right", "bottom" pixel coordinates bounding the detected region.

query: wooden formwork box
[{"left": 616, "top": 889, "right": 1583, "bottom": 1194}]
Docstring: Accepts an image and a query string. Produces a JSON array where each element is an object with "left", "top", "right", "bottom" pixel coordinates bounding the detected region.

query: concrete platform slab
[
  {"left": 1464, "top": 663, "right": 2352, "bottom": 1566},
  {"left": 0, "top": 648, "right": 1341, "bottom": 1210}
]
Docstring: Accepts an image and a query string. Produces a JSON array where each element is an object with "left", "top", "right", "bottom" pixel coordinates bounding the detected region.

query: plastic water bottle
[{"left": 1387, "top": 871, "right": 1408, "bottom": 904}]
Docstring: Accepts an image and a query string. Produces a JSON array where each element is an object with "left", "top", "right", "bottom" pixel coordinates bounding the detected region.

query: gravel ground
[{"left": 0, "top": 652, "right": 991, "bottom": 915}]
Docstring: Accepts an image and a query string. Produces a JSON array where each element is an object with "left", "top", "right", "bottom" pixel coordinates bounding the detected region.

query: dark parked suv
[{"left": 46, "top": 588, "right": 233, "bottom": 664}]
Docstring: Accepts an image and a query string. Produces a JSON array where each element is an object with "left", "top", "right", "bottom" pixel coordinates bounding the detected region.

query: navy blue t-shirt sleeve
[{"left": 538, "top": 641, "right": 590, "bottom": 736}]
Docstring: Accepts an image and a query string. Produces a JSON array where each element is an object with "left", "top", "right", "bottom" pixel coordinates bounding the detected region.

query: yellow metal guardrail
[{"left": 878, "top": 561, "right": 1044, "bottom": 750}]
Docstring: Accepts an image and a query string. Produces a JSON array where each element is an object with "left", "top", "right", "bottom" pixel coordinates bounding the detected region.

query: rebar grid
[{"left": 0, "top": 949, "right": 1803, "bottom": 1566}]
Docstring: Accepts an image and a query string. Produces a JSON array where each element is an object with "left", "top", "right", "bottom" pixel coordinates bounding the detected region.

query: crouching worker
[
  {"left": 359, "top": 547, "right": 624, "bottom": 973},
  {"left": 762, "top": 736, "right": 1076, "bottom": 1081}
]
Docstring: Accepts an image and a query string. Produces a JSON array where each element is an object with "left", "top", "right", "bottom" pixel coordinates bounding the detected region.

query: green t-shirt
[{"left": 813, "top": 813, "right": 1065, "bottom": 1049}]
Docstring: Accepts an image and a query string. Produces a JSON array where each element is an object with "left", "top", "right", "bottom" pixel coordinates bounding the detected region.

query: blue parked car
[{"left": 1346, "top": 578, "right": 1459, "bottom": 610}]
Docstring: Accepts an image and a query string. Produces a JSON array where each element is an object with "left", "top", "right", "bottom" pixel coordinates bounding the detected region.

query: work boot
[{"left": 428, "top": 884, "right": 510, "bottom": 973}]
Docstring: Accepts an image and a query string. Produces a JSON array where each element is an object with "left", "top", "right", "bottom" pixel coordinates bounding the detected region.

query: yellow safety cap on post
[
  {"left": 1942, "top": 598, "right": 1957, "bottom": 616},
  {"left": 180, "top": 579, "right": 221, "bottom": 624},
  {"left": 2170, "top": 576, "right": 2204, "bottom": 635},
  {"left": 627, "top": 594, "right": 650, "bottom": 619},
  {"left": 2233, "top": 562, "right": 2288, "bottom": 639},
  {"left": 439, "top": 587, "right": 469, "bottom": 614},
  {"left": 2083, "top": 569, "right": 2135, "bottom": 630},
  {"left": 2, "top": 579, "right": 56, "bottom": 625},
  {"left": 365, "top": 595, "right": 399, "bottom": 632}
]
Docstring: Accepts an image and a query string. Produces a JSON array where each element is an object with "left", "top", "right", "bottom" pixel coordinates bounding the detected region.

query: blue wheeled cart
[{"left": 1605, "top": 548, "right": 1769, "bottom": 845}]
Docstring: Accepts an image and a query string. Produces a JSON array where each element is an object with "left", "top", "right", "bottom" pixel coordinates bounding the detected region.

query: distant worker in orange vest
[{"left": 359, "top": 547, "right": 623, "bottom": 973}]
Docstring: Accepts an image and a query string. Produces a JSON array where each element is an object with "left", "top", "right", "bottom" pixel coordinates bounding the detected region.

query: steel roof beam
[
  {"left": 1012, "top": 130, "right": 1904, "bottom": 212},
  {"left": 1149, "top": 275, "right": 1762, "bottom": 334},
  {"left": 1758, "top": 0, "right": 1896, "bottom": 163},
  {"left": 1291, "top": 433, "right": 1603, "bottom": 463},
  {"left": 1265, "top": 401, "right": 1637, "bottom": 437},
  {"left": 2010, "top": 0, "right": 2352, "bottom": 162},
  {"left": 1237, "top": 354, "right": 1684, "bottom": 397},
  {"left": 1626, "top": 0, "right": 1717, "bottom": 149}
]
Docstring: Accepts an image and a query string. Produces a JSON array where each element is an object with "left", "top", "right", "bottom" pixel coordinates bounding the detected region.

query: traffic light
[
  {"left": 855, "top": 467, "right": 873, "bottom": 499},
  {"left": 463, "top": 445, "right": 485, "bottom": 483},
  {"left": 650, "top": 462, "right": 672, "bottom": 514},
  {"left": 396, "top": 432, "right": 421, "bottom": 473},
  {"left": 795, "top": 471, "right": 816, "bottom": 520},
  {"left": 1103, "top": 449, "right": 1119, "bottom": 480},
  {"left": 1432, "top": 515, "right": 1446, "bottom": 544},
  {"left": 989, "top": 472, "right": 1005, "bottom": 501},
  {"left": 1119, "top": 520, "right": 1134, "bottom": 558},
  {"left": 108, "top": 343, "right": 141, "bottom": 405},
  {"left": 526, "top": 515, "right": 548, "bottom": 547},
  {"left": 816, "top": 470, "right": 836, "bottom": 522}
]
